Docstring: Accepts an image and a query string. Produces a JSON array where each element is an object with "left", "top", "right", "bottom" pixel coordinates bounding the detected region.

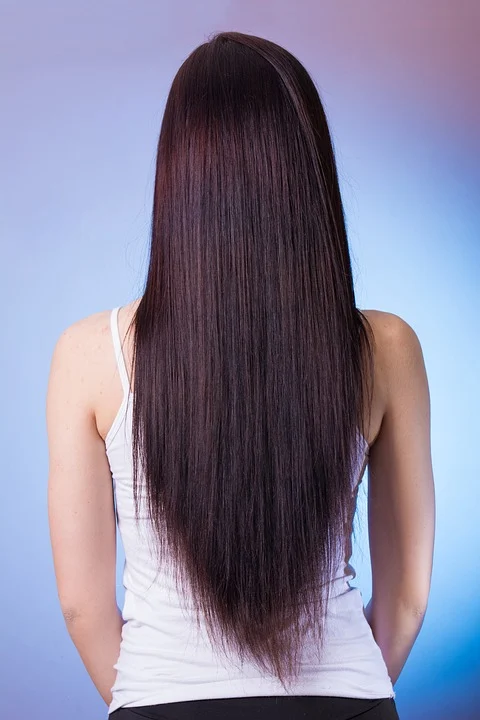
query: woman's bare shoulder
[
  {"left": 360, "top": 308, "right": 418, "bottom": 340},
  {"left": 48, "top": 300, "right": 141, "bottom": 413},
  {"left": 358, "top": 309, "right": 425, "bottom": 445},
  {"left": 361, "top": 309, "right": 425, "bottom": 388}
]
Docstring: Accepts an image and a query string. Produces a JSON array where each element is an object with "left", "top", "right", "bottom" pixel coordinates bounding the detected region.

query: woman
[{"left": 47, "top": 31, "right": 435, "bottom": 720}]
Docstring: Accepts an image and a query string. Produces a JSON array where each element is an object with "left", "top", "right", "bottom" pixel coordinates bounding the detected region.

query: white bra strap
[{"left": 110, "top": 306, "right": 131, "bottom": 396}]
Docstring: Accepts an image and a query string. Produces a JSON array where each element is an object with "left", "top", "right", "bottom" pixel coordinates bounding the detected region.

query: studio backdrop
[{"left": 1, "top": 2, "right": 478, "bottom": 719}]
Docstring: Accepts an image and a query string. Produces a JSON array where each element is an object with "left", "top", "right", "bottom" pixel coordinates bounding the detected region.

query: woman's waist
[{"left": 119, "top": 581, "right": 376, "bottom": 664}]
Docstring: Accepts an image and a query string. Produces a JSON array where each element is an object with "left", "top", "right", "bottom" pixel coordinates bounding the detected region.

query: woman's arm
[
  {"left": 46, "top": 314, "right": 124, "bottom": 706},
  {"left": 365, "top": 313, "right": 435, "bottom": 685}
]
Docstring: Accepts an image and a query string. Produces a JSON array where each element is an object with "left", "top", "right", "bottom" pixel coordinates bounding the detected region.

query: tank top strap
[{"left": 110, "top": 306, "right": 131, "bottom": 397}]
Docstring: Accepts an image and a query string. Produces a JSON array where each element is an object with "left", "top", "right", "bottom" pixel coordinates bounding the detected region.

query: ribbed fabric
[{"left": 106, "top": 306, "right": 395, "bottom": 715}]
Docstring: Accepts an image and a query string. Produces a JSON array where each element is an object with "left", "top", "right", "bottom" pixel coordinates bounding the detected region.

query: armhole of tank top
[{"left": 105, "top": 306, "right": 131, "bottom": 450}]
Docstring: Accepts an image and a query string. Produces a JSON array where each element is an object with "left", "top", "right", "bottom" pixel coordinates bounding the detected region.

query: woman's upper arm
[
  {"left": 46, "top": 317, "right": 117, "bottom": 622},
  {"left": 367, "top": 313, "right": 435, "bottom": 613}
]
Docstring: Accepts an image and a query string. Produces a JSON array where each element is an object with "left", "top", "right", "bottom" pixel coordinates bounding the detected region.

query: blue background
[{"left": 1, "top": 2, "right": 478, "bottom": 718}]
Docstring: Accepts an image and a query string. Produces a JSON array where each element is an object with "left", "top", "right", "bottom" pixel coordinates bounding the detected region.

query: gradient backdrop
[{"left": 1, "top": 2, "right": 479, "bottom": 719}]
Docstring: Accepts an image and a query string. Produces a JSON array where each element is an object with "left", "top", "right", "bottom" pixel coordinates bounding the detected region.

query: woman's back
[
  {"left": 85, "top": 302, "right": 418, "bottom": 714},
  {"left": 99, "top": 305, "right": 394, "bottom": 714}
]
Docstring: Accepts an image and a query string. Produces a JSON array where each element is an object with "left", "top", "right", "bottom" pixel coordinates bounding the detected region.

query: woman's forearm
[
  {"left": 364, "top": 597, "right": 427, "bottom": 685},
  {"left": 63, "top": 605, "right": 125, "bottom": 706}
]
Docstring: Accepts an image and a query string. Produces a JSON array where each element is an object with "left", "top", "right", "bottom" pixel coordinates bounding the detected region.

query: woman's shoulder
[
  {"left": 361, "top": 309, "right": 424, "bottom": 377},
  {"left": 48, "top": 301, "right": 140, "bottom": 416},
  {"left": 358, "top": 309, "right": 425, "bottom": 446},
  {"left": 360, "top": 309, "right": 420, "bottom": 342}
]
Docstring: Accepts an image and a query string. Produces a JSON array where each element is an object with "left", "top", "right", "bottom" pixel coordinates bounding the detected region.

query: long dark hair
[{"left": 127, "top": 31, "right": 374, "bottom": 688}]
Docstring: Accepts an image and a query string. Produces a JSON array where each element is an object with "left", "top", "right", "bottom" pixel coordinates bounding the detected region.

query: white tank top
[{"left": 106, "top": 306, "right": 395, "bottom": 714}]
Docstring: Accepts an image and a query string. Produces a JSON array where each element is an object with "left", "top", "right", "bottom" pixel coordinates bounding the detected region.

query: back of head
[{"left": 130, "top": 31, "right": 374, "bottom": 688}]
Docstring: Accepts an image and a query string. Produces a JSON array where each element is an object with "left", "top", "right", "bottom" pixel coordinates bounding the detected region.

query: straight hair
[{"left": 126, "top": 31, "right": 375, "bottom": 689}]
